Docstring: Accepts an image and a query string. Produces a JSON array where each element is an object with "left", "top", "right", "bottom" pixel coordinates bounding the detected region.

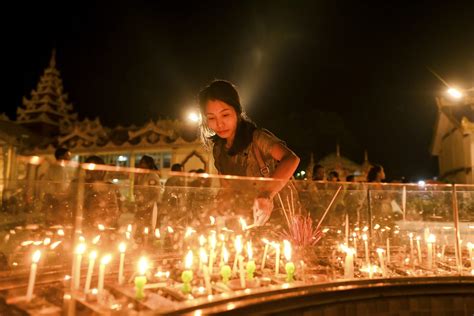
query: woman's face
[{"left": 205, "top": 99, "right": 238, "bottom": 141}]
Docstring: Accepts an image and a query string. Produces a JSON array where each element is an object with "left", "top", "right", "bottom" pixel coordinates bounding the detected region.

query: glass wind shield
[
  {"left": 0, "top": 157, "right": 471, "bottom": 315},
  {"left": 454, "top": 184, "right": 474, "bottom": 276}
]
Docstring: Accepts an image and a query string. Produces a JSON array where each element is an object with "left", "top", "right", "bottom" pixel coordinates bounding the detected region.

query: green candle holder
[
  {"left": 220, "top": 265, "right": 232, "bottom": 284},
  {"left": 285, "top": 262, "right": 295, "bottom": 283},
  {"left": 246, "top": 260, "right": 256, "bottom": 281},
  {"left": 181, "top": 270, "right": 193, "bottom": 294},
  {"left": 134, "top": 275, "right": 147, "bottom": 300}
]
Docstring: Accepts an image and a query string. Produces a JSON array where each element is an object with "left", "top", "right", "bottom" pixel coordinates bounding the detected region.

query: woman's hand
[{"left": 252, "top": 197, "right": 274, "bottom": 226}]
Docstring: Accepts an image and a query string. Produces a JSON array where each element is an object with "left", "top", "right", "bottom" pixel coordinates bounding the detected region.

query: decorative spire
[
  {"left": 49, "top": 49, "right": 56, "bottom": 68},
  {"left": 364, "top": 149, "right": 369, "bottom": 162},
  {"left": 306, "top": 152, "right": 315, "bottom": 178},
  {"left": 336, "top": 143, "right": 340, "bottom": 157}
]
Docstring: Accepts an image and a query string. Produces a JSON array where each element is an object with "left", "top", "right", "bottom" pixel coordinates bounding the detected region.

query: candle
[
  {"left": 198, "top": 235, "right": 206, "bottom": 272},
  {"left": 232, "top": 235, "right": 243, "bottom": 275},
  {"left": 274, "top": 242, "right": 281, "bottom": 277},
  {"left": 181, "top": 250, "right": 193, "bottom": 294},
  {"left": 283, "top": 240, "right": 295, "bottom": 282},
  {"left": 202, "top": 265, "right": 212, "bottom": 294},
  {"left": 427, "top": 234, "right": 436, "bottom": 270},
  {"left": 341, "top": 244, "right": 354, "bottom": 279},
  {"left": 416, "top": 236, "right": 422, "bottom": 264},
  {"left": 220, "top": 245, "right": 231, "bottom": 284},
  {"left": 98, "top": 254, "right": 111, "bottom": 296},
  {"left": 246, "top": 241, "right": 256, "bottom": 281},
  {"left": 74, "top": 243, "right": 86, "bottom": 290},
  {"left": 345, "top": 214, "right": 349, "bottom": 246},
  {"left": 238, "top": 253, "right": 246, "bottom": 288},
  {"left": 151, "top": 202, "right": 158, "bottom": 232},
  {"left": 408, "top": 233, "right": 415, "bottom": 267},
  {"left": 143, "top": 227, "right": 149, "bottom": 247},
  {"left": 208, "top": 231, "right": 217, "bottom": 273},
  {"left": 362, "top": 234, "right": 369, "bottom": 266},
  {"left": 468, "top": 242, "right": 474, "bottom": 269},
  {"left": 261, "top": 238, "right": 270, "bottom": 271},
  {"left": 386, "top": 237, "right": 391, "bottom": 263},
  {"left": 352, "top": 233, "right": 358, "bottom": 257},
  {"left": 84, "top": 251, "right": 97, "bottom": 293},
  {"left": 118, "top": 242, "right": 126, "bottom": 285},
  {"left": 26, "top": 250, "right": 41, "bottom": 302},
  {"left": 134, "top": 257, "right": 148, "bottom": 300},
  {"left": 377, "top": 248, "right": 387, "bottom": 277}
]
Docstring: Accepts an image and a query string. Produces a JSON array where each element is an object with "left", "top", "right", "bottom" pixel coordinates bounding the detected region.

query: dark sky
[{"left": 2, "top": 1, "right": 473, "bottom": 181}]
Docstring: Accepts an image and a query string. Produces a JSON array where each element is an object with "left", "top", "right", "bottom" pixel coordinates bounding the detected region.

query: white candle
[
  {"left": 84, "top": 251, "right": 97, "bottom": 293},
  {"left": 427, "top": 234, "right": 436, "bottom": 270},
  {"left": 203, "top": 265, "right": 212, "bottom": 294},
  {"left": 408, "top": 233, "right": 414, "bottom": 266},
  {"left": 233, "top": 235, "right": 243, "bottom": 275},
  {"left": 386, "top": 238, "right": 390, "bottom": 263},
  {"left": 98, "top": 255, "right": 111, "bottom": 296},
  {"left": 74, "top": 243, "right": 86, "bottom": 290},
  {"left": 377, "top": 248, "right": 386, "bottom": 277},
  {"left": 118, "top": 243, "right": 126, "bottom": 285},
  {"left": 362, "top": 234, "right": 369, "bottom": 266},
  {"left": 352, "top": 233, "right": 358, "bottom": 257},
  {"left": 261, "top": 239, "right": 269, "bottom": 271},
  {"left": 26, "top": 250, "right": 41, "bottom": 302},
  {"left": 345, "top": 214, "right": 349, "bottom": 246},
  {"left": 151, "top": 202, "right": 158, "bottom": 232},
  {"left": 416, "top": 236, "right": 422, "bottom": 264},
  {"left": 208, "top": 232, "right": 217, "bottom": 273},
  {"left": 198, "top": 235, "right": 206, "bottom": 272},
  {"left": 274, "top": 242, "right": 281, "bottom": 277},
  {"left": 238, "top": 254, "right": 246, "bottom": 288},
  {"left": 341, "top": 245, "right": 354, "bottom": 279}
]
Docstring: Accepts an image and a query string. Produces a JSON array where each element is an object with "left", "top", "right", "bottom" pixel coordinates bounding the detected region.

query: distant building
[
  {"left": 431, "top": 93, "right": 474, "bottom": 183},
  {"left": 0, "top": 50, "right": 213, "bottom": 183}
]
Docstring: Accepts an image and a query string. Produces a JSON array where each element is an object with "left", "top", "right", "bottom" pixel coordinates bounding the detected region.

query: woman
[{"left": 198, "top": 80, "right": 300, "bottom": 224}]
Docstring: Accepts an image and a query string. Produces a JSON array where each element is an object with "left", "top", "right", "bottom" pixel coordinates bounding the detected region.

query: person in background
[
  {"left": 346, "top": 174, "right": 355, "bottom": 182},
  {"left": 135, "top": 155, "right": 161, "bottom": 225},
  {"left": 328, "top": 170, "right": 340, "bottom": 182},
  {"left": 312, "top": 164, "right": 326, "bottom": 181}
]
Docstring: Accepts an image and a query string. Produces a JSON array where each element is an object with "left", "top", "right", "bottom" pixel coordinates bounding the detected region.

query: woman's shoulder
[{"left": 252, "top": 128, "right": 285, "bottom": 153}]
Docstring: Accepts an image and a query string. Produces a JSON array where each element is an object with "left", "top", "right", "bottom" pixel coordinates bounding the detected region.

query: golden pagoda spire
[{"left": 49, "top": 49, "right": 56, "bottom": 68}]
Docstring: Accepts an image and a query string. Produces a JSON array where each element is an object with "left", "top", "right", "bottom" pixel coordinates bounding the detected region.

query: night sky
[{"left": 2, "top": 1, "right": 473, "bottom": 181}]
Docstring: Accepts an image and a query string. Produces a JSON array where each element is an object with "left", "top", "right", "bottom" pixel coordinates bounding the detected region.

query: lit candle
[
  {"left": 386, "top": 237, "right": 391, "bottom": 263},
  {"left": 199, "top": 248, "right": 211, "bottom": 293},
  {"left": 198, "top": 235, "right": 206, "bottom": 272},
  {"left": 84, "top": 250, "right": 97, "bottom": 294},
  {"left": 134, "top": 257, "right": 148, "bottom": 300},
  {"left": 118, "top": 243, "right": 126, "bottom": 285},
  {"left": 377, "top": 248, "right": 387, "bottom": 277},
  {"left": 208, "top": 231, "right": 217, "bottom": 273},
  {"left": 261, "top": 238, "right": 270, "bottom": 271},
  {"left": 274, "top": 242, "right": 281, "bottom": 277},
  {"left": 74, "top": 243, "right": 86, "bottom": 290},
  {"left": 246, "top": 241, "right": 256, "bottom": 281},
  {"left": 151, "top": 202, "right": 158, "bottom": 232},
  {"left": 220, "top": 245, "right": 231, "bottom": 284},
  {"left": 362, "top": 234, "right": 369, "bottom": 266},
  {"left": 427, "top": 234, "right": 436, "bottom": 270},
  {"left": 345, "top": 214, "right": 349, "bottom": 246},
  {"left": 143, "top": 227, "right": 149, "bottom": 247},
  {"left": 232, "top": 235, "right": 243, "bottom": 275},
  {"left": 98, "top": 254, "right": 111, "bottom": 296},
  {"left": 341, "top": 244, "right": 354, "bottom": 279},
  {"left": 181, "top": 250, "right": 193, "bottom": 294},
  {"left": 416, "top": 236, "right": 422, "bottom": 264},
  {"left": 26, "top": 250, "right": 41, "bottom": 302},
  {"left": 238, "top": 252, "right": 246, "bottom": 288},
  {"left": 283, "top": 240, "right": 295, "bottom": 282}
]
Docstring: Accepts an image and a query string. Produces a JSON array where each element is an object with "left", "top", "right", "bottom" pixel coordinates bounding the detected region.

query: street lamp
[
  {"left": 446, "top": 87, "right": 463, "bottom": 99},
  {"left": 187, "top": 111, "right": 200, "bottom": 123}
]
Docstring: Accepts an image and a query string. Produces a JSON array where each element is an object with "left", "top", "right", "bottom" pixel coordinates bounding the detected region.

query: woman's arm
[{"left": 265, "top": 142, "right": 300, "bottom": 198}]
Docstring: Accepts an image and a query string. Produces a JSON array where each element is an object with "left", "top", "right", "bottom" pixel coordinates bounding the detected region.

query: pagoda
[{"left": 16, "top": 50, "right": 78, "bottom": 137}]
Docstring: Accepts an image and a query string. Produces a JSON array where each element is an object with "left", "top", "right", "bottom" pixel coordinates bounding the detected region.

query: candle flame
[
  {"left": 32, "top": 250, "right": 41, "bottom": 263},
  {"left": 138, "top": 257, "right": 148, "bottom": 275},
  {"left": 376, "top": 248, "right": 385, "bottom": 254},
  {"left": 340, "top": 244, "right": 355, "bottom": 255},
  {"left": 416, "top": 236, "right": 421, "bottom": 241},
  {"left": 91, "top": 288, "right": 98, "bottom": 295},
  {"left": 127, "top": 224, "right": 132, "bottom": 232},
  {"left": 125, "top": 231, "right": 131, "bottom": 240},
  {"left": 209, "top": 231, "right": 217, "bottom": 249},
  {"left": 362, "top": 234, "right": 368, "bottom": 241},
  {"left": 64, "top": 275, "right": 71, "bottom": 281},
  {"left": 43, "top": 237, "right": 51, "bottom": 246},
  {"left": 362, "top": 226, "right": 368, "bottom": 232},
  {"left": 467, "top": 242, "right": 474, "bottom": 250},
  {"left": 408, "top": 232, "right": 413, "bottom": 238},
  {"left": 119, "top": 242, "right": 126, "bottom": 253},
  {"left": 185, "top": 250, "right": 193, "bottom": 269},
  {"left": 154, "top": 228, "right": 160, "bottom": 238},
  {"left": 50, "top": 240, "right": 62, "bottom": 249},
  {"left": 427, "top": 234, "right": 436, "bottom": 243},
  {"left": 75, "top": 243, "right": 86, "bottom": 255},
  {"left": 167, "top": 226, "right": 174, "bottom": 233},
  {"left": 247, "top": 241, "right": 253, "bottom": 260},
  {"left": 101, "top": 254, "right": 112, "bottom": 265},
  {"left": 283, "top": 240, "right": 292, "bottom": 261},
  {"left": 98, "top": 224, "right": 105, "bottom": 231},
  {"left": 57, "top": 229, "right": 65, "bottom": 236},
  {"left": 89, "top": 250, "right": 97, "bottom": 260},
  {"left": 234, "top": 235, "right": 243, "bottom": 254},
  {"left": 33, "top": 240, "right": 43, "bottom": 246},
  {"left": 262, "top": 238, "right": 269, "bottom": 244},
  {"left": 144, "top": 227, "right": 149, "bottom": 235},
  {"left": 92, "top": 235, "right": 101, "bottom": 244},
  {"left": 322, "top": 228, "right": 329, "bottom": 233},
  {"left": 223, "top": 245, "right": 229, "bottom": 263},
  {"left": 200, "top": 248, "right": 208, "bottom": 264},
  {"left": 185, "top": 227, "right": 196, "bottom": 238},
  {"left": 199, "top": 235, "right": 206, "bottom": 246},
  {"left": 209, "top": 216, "right": 216, "bottom": 225},
  {"left": 21, "top": 240, "right": 33, "bottom": 246},
  {"left": 374, "top": 224, "right": 380, "bottom": 230},
  {"left": 239, "top": 217, "right": 248, "bottom": 230}
]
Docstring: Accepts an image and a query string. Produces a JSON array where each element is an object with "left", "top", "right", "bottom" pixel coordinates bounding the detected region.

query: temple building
[
  {"left": 0, "top": 50, "right": 212, "bottom": 183},
  {"left": 432, "top": 92, "right": 474, "bottom": 183}
]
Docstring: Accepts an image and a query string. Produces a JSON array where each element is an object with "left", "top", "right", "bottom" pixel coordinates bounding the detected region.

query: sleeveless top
[{"left": 212, "top": 128, "right": 285, "bottom": 177}]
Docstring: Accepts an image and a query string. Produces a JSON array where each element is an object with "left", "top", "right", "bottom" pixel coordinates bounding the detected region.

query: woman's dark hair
[
  {"left": 198, "top": 80, "right": 256, "bottom": 155},
  {"left": 139, "top": 155, "right": 158, "bottom": 170},
  {"left": 367, "top": 164, "right": 383, "bottom": 182}
]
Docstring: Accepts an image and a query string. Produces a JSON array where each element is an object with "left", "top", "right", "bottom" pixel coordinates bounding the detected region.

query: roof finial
[
  {"left": 364, "top": 149, "right": 369, "bottom": 162},
  {"left": 49, "top": 49, "right": 56, "bottom": 68},
  {"left": 336, "top": 143, "right": 340, "bottom": 157}
]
